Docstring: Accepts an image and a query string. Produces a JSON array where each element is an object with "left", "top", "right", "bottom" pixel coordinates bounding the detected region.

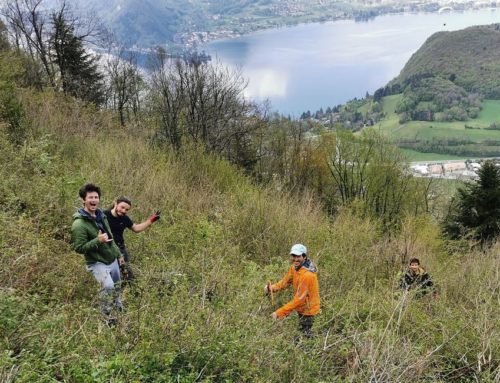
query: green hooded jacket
[{"left": 71, "top": 209, "right": 122, "bottom": 265}]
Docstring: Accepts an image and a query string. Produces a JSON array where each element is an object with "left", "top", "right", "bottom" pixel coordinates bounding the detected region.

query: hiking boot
[
  {"left": 106, "top": 317, "right": 117, "bottom": 327},
  {"left": 115, "top": 300, "right": 125, "bottom": 313}
]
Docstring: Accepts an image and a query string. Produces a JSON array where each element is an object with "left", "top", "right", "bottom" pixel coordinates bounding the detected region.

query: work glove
[{"left": 149, "top": 210, "right": 161, "bottom": 223}]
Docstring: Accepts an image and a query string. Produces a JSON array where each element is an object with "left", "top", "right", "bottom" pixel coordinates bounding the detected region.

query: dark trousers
[
  {"left": 298, "top": 314, "right": 315, "bottom": 338},
  {"left": 119, "top": 246, "right": 135, "bottom": 283}
]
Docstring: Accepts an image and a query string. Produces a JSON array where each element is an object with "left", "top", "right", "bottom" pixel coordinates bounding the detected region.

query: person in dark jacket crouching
[{"left": 400, "top": 258, "right": 436, "bottom": 297}]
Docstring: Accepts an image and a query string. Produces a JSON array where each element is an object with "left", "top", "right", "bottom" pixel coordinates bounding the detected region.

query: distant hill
[
  {"left": 358, "top": 24, "right": 500, "bottom": 159},
  {"left": 75, "top": 0, "right": 202, "bottom": 47},
  {"left": 311, "top": 24, "right": 500, "bottom": 159},
  {"left": 392, "top": 24, "right": 500, "bottom": 98},
  {"left": 64, "top": 0, "right": 311, "bottom": 47},
  {"left": 373, "top": 24, "right": 500, "bottom": 124}
]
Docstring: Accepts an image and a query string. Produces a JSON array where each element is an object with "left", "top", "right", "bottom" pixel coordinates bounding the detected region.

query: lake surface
[{"left": 205, "top": 9, "right": 500, "bottom": 116}]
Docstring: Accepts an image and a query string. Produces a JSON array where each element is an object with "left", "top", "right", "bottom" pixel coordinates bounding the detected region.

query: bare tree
[
  {"left": 0, "top": 20, "right": 10, "bottom": 51},
  {"left": 2, "top": 0, "right": 106, "bottom": 97},
  {"left": 2, "top": 0, "right": 55, "bottom": 87},
  {"left": 149, "top": 48, "right": 185, "bottom": 150},
  {"left": 327, "top": 128, "right": 372, "bottom": 204},
  {"left": 326, "top": 128, "right": 423, "bottom": 227},
  {"left": 104, "top": 41, "right": 144, "bottom": 125},
  {"left": 180, "top": 59, "right": 250, "bottom": 152},
  {"left": 149, "top": 49, "right": 260, "bottom": 166}
]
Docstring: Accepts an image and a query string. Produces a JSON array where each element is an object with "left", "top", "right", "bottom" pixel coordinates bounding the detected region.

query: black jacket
[{"left": 400, "top": 268, "right": 434, "bottom": 294}]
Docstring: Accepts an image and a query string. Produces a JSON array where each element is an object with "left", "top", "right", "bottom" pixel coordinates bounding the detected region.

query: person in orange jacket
[{"left": 265, "top": 244, "right": 320, "bottom": 337}]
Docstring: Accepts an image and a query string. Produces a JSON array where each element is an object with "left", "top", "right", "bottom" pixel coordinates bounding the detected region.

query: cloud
[{"left": 243, "top": 68, "right": 288, "bottom": 99}]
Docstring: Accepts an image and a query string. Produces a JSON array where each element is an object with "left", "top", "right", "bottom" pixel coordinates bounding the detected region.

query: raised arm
[{"left": 130, "top": 211, "right": 160, "bottom": 233}]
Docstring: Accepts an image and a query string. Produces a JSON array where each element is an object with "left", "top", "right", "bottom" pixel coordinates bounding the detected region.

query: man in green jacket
[{"left": 71, "top": 183, "right": 123, "bottom": 323}]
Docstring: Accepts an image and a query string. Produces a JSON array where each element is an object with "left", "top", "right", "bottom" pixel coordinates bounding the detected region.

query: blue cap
[{"left": 290, "top": 244, "right": 307, "bottom": 256}]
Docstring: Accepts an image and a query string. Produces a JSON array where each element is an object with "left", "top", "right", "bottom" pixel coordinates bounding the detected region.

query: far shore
[{"left": 182, "top": 5, "right": 499, "bottom": 49}]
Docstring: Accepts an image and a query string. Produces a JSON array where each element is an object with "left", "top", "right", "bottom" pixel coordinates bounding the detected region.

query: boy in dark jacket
[
  {"left": 71, "top": 184, "right": 123, "bottom": 323},
  {"left": 400, "top": 258, "right": 435, "bottom": 297}
]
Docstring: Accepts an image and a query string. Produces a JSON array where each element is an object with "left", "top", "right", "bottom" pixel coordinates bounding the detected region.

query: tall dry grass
[{"left": 0, "top": 89, "right": 498, "bottom": 382}]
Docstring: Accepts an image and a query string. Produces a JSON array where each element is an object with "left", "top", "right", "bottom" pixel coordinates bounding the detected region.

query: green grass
[
  {"left": 357, "top": 101, "right": 371, "bottom": 115},
  {"left": 374, "top": 94, "right": 402, "bottom": 134},
  {"left": 478, "top": 99, "right": 500, "bottom": 123},
  {"left": 401, "top": 149, "right": 466, "bottom": 161},
  {"left": 376, "top": 97, "right": 500, "bottom": 141},
  {"left": 381, "top": 94, "right": 401, "bottom": 115},
  {"left": 2, "top": 88, "right": 500, "bottom": 383},
  {"left": 372, "top": 97, "right": 500, "bottom": 160}
]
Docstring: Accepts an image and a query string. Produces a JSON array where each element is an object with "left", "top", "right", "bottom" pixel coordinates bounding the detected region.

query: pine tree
[
  {"left": 50, "top": 11, "right": 104, "bottom": 105},
  {"left": 445, "top": 160, "right": 500, "bottom": 244}
]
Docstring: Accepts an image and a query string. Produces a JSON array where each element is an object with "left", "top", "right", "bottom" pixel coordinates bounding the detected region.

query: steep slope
[{"left": 0, "top": 50, "right": 499, "bottom": 381}]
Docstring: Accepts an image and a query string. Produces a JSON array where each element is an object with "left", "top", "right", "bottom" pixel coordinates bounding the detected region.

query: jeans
[{"left": 86, "top": 259, "right": 122, "bottom": 316}]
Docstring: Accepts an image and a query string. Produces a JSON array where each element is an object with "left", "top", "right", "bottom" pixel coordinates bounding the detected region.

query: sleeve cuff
[{"left": 274, "top": 308, "right": 287, "bottom": 318}]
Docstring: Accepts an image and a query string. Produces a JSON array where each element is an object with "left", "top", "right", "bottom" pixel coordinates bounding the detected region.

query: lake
[{"left": 205, "top": 8, "right": 500, "bottom": 116}]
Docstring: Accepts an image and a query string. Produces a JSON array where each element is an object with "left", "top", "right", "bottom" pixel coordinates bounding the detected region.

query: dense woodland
[{"left": 0, "top": 2, "right": 499, "bottom": 382}]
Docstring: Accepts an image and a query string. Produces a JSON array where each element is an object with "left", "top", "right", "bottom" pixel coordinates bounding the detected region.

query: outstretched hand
[{"left": 149, "top": 210, "right": 161, "bottom": 223}]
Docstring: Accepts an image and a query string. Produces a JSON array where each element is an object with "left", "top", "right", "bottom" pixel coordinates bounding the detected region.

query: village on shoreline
[{"left": 178, "top": 0, "right": 499, "bottom": 48}]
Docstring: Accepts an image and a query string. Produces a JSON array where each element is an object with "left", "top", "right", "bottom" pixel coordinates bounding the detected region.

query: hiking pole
[{"left": 267, "top": 281, "right": 274, "bottom": 306}]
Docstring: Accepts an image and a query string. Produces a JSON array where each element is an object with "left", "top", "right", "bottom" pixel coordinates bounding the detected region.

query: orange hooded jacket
[{"left": 271, "top": 259, "right": 320, "bottom": 318}]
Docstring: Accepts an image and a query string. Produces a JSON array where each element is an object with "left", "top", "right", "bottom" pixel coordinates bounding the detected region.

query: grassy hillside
[
  {"left": 400, "top": 149, "right": 466, "bottom": 161},
  {"left": 1, "top": 89, "right": 499, "bottom": 381}
]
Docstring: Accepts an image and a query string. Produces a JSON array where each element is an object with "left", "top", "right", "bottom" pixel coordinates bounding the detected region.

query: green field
[
  {"left": 374, "top": 97, "right": 500, "bottom": 159},
  {"left": 478, "top": 100, "right": 500, "bottom": 122},
  {"left": 377, "top": 97, "right": 500, "bottom": 141},
  {"left": 401, "top": 149, "right": 466, "bottom": 161}
]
